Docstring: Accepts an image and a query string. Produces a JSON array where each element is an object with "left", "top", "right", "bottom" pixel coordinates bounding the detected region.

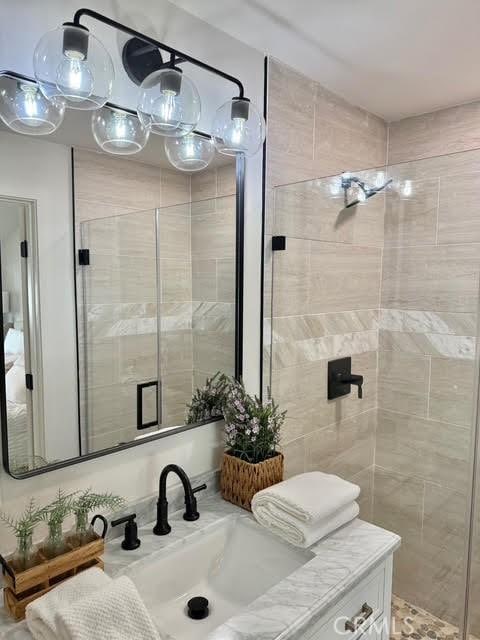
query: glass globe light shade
[
  {"left": 399, "top": 179, "right": 414, "bottom": 200},
  {"left": 164, "top": 133, "right": 215, "bottom": 171},
  {"left": 33, "top": 23, "right": 114, "bottom": 110},
  {"left": 137, "top": 68, "right": 201, "bottom": 137},
  {"left": 92, "top": 106, "right": 149, "bottom": 155},
  {"left": 212, "top": 97, "right": 265, "bottom": 157},
  {"left": 0, "top": 74, "right": 65, "bottom": 135}
]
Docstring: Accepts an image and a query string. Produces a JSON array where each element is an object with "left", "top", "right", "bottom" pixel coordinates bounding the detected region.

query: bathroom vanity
[{"left": 0, "top": 485, "right": 400, "bottom": 640}]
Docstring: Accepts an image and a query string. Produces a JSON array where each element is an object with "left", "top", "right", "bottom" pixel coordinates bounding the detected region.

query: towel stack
[
  {"left": 251, "top": 471, "right": 360, "bottom": 548},
  {"left": 25, "top": 567, "right": 161, "bottom": 640}
]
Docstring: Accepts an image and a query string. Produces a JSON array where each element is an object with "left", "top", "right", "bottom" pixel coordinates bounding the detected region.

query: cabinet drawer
[{"left": 302, "top": 562, "right": 386, "bottom": 640}]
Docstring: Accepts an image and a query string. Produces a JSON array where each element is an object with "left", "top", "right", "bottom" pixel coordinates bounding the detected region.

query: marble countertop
[{"left": 0, "top": 492, "right": 400, "bottom": 640}]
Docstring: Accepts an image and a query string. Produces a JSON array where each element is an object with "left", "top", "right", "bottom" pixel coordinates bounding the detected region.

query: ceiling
[{"left": 169, "top": 0, "right": 480, "bottom": 121}]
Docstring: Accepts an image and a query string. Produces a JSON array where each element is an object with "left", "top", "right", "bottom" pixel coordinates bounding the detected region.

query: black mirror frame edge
[{"left": 1, "top": 136, "right": 251, "bottom": 480}]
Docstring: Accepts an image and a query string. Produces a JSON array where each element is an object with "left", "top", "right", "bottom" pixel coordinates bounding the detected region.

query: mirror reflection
[{"left": 0, "top": 112, "right": 238, "bottom": 476}]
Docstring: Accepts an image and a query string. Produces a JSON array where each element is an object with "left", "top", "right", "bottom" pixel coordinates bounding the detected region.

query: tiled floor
[{"left": 391, "top": 596, "right": 461, "bottom": 640}]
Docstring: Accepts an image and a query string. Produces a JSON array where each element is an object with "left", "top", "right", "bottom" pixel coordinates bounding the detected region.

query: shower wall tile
[
  {"left": 379, "top": 308, "right": 477, "bottom": 336},
  {"left": 216, "top": 164, "right": 237, "bottom": 197},
  {"left": 158, "top": 209, "right": 191, "bottom": 259},
  {"left": 422, "top": 483, "right": 467, "bottom": 557},
  {"left": 280, "top": 437, "right": 306, "bottom": 479},
  {"left": 272, "top": 350, "right": 377, "bottom": 441},
  {"left": 384, "top": 178, "right": 439, "bottom": 246},
  {"left": 271, "top": 237, "right": 310, "bottom": 317},
  {"left": 376, "top": 409, "right": 470, "bottom": 492},
  {"left": 270, "top": 309, "right": 378, "bottom": 343},
  {"left": 309, "top": 242, "right": 382, "bottom": 313},
  {"left": 304, "top": 409, "right": 376, "bottom": 481},
  {"left": 379, "top": 329, "right": 475, "bottom": 360},
  {"left": 75, "top": 149, "right": 160, "bottom": 210},
  {"left": 378, "top": 350, "right": 429, "bottom": 417},
  {"left": 160, "top": 259, "right": 192, "bottom": 303},
  {"left": 429, "top": 357, "right": 475, "bottom": 427},
  {"left": 191, "top": 197, "right": 236, "bottom": 259},
  {"left": 268, "top": 58, "right": 316, "bottom": 187},
  {"left": 216, "top": 258, "right": 235, "bottom": 302},
  {"left": 191, "top": 170, "right": 217, "bottom": 201},
  {"left": 160, "top": 168, "right": 190, "bottom": 207},
  {"left": 192, "top": 259, "right": 216, "bottom": 301},
  {"left": 388, "top": 100, "right": 480, "bottom": 164},
  {"left": 381, "top": 244, "right": 480, "bottom": 312},
  {"left": 437, "top": 171, "right": 480, "bottom": 244}
]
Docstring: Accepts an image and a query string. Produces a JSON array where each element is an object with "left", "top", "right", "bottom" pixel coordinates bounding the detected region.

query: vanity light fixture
[
  {"left": 0, "top": 72, "right": 65, "bottom": 135},
  {"left": 33, "top": 23, "right": 114, "bottom": 110},
  {"left": 164, "top": 132, "right": 215, "bottom": 171},
  {"left": 399, "top": 179, "right": 413, "bottom": 199},
  {"left": 92, "top": 105, "right": 149, "bottom": 154},
  {"left": 212, "top": 97, "right": 265, "bottom": 156},
  {"left": 4, "top": 8, "right": 265, "bottom": 168},
  {"left": 137, "top": 67, "right": 201, "bottom": 137}
]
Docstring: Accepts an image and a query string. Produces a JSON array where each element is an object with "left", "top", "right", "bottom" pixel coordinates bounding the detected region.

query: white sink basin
[{"left": 127, "top": 515, "right": 314, "bottom": 640}]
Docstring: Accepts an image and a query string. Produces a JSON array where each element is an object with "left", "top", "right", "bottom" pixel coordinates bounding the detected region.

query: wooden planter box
[
  {"left": 1, "top": 536, "right": 105, "bottom": 621},
  {"left": 220, "top": 451, "right": 284, "bottom": 511}
]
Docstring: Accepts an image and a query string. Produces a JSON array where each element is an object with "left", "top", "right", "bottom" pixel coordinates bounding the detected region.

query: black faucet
[{"left": 153, "top": 464, "right": 207, "bottom": 536}]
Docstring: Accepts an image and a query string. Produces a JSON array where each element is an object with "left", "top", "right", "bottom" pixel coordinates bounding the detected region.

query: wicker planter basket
[{"left": 220, "top": 451, "right": 284, "bottom": 511}]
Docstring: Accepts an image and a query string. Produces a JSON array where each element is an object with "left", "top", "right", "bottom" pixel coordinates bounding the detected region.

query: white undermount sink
[{"left": 127, "top": 515, "right": 314, "bottom": 640}]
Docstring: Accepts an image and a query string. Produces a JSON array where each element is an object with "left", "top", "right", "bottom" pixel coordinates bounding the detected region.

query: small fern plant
[
  {"left": 71, "top": 490, "right": 125, "bottom": 543},
  {"left": 186, "top": 372, "right": 230, "bottom": 424},
  {"left": 41, "top": 490, "right": 77, "bottom": 558},
  {"left": 0, "top": 499, "right": 49, "bottom": 569}
]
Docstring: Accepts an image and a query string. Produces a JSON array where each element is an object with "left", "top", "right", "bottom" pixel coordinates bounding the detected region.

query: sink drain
[{"left": 187, "top": 596, "right": 209, "bottom": 620}]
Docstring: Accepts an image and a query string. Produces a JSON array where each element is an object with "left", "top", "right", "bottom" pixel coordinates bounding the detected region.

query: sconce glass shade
[
  {"left": 212, "top": 97, "right": 265, "bottom": 156},
  {"left": 137, "top": 68, "right": 201, "bottom": 137},
  {"left": 92, "top": 106, "right": 149, "bottom": 154},
  {"left": 33, "top": 24, "right": 114, "bottom": 110},
  {"left": 0, "top": 74, "right": 65, "bottom": 135},
  {"left": 164, "top": 133, "right": 215, "bottom": 171}
]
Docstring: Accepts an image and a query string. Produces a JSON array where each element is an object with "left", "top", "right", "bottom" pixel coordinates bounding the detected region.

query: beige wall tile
[
  {"left": 160, "top": 259, "right": 192, "bottom": 303},
  {"left": 438, "top": 172, "right": 480, "bottom": 244},
  {"left": 381, "top": 244, "right": 480, "bottom": 312},
  {"left": 429, "top": 357, "right": 475, "bottom": 427},
  {"left": 161, "top": 370, "right": 193, "bottom": 426},
  {"left": 192, "top": 259, "right": 216, "bottom": 301},
  {"left": 267, "top": 59, "right": 316, "bottom": 187},
  {"left": 280, "top": 438, "right": 306, "bottom": 479},
  {"left": 376, "top": 409, "right": 470, "bottom": 492},
  {"left": 423, "top": 483, "right": 467, "bottom": 557},
  {"left": 372, "top": 467, "right": 424, "bottom": 544},
  {"left": 305, "top": 409, "right": 376, "bottom": 481},
  {"left": 161, "top": 331, "right": 193, "bottom": 373},
  {"left": 160, "top": 168, "right": 190, "bottom": 207},
  {"left": 388, "top": 100, "right": 480, "bottom": 165},
  {"left": 379, "top": 329, "right": 475, "bottom": 360},
  {"left": 352, "top": 466, "right": 375, "bottom": 521},
  {"left": 217, "top": 163, "right": 236, "bottom": 197},
  {"left": 309, "top": 241, "right": 382, "bottom": 313},
  {"left": 158, "top": 208, "right": 191, "bottom": 260},
  {"left": 191, "top": 206, "right": 236, "bottom": 260},
  {"left": 271, "top": 237, "right": 310, "bottom": 317},
  {"left": 216, "top": 258, "right": 235, "bottom": 302},
  {"left": 378, "top": 350, "right": 429, "bottom": 416},
  {"left": 191, "top": 169, "right": 216, "bottom": 201},
  {"left": 74, "top": 148, "right": 160, "bottom": 210},
  {"left": 384, "top": 178, "right": 439, "bottom": 247}
]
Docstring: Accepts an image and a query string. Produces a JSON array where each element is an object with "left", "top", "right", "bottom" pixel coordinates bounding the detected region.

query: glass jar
[
  {"left": 67, "top": 510, "right": 96, "bottom": 548},
  {"left": 42, "top": 521, "right": 68, "bottom": 559},
  {"left": 11, "top": 532, "right": 39, "bottom": 572}
]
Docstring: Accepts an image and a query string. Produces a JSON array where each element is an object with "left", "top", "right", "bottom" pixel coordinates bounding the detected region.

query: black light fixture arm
[{"left": 72, "top": 8, "right": 246, "bottom": 98}]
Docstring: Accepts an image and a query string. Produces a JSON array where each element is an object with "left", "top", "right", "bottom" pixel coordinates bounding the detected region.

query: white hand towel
[
  {"left": 55, "top": 575, "right": 161, "bottom": 640},
  {"left": 26, "top": 567, "right": 111, "bottom": 640},
  {"left": 251, "top": 471, "right": 360, "bottom": 523},
  {"left": 253, "top": 501, "right": 359, "bottom": 548}
]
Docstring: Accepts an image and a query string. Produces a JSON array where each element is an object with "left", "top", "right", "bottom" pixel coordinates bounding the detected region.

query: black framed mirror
[{"left": 0, "top": 116, "right": 244, "bottom": 478}]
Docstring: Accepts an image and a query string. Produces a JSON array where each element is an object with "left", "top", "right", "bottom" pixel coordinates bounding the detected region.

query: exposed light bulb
[
  {"left": 375, "top": 171, "right": 386, "bottom": 188},
  {"left": 106, "top": 112, "right": 129, "bottom": 148},
  {"left": 56, "top": 53, "right": 94, "bottom": 102},
  {"left": 91, "top": 106, "right": 149, "bottom": 155},
  {"left": 230, "top": 116, "right": 247, "bottom": 148},
  {"left": 14, "top": 85, "right": 40, "bottom": 124},
  {"left": 151, "top": 90, "right": 180, "bottom": 130}
]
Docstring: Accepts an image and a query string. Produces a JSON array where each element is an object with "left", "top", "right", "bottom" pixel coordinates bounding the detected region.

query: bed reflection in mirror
[{"left": 0, "top": 114, "right": 240, "bottom": 477}]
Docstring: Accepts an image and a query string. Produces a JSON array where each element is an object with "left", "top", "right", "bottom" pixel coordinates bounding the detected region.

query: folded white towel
[
  {"left": 251, "top": 471, "right": 360, "bottom": 524},
  {"left": 26, "top": 567, "right": 111, "bottom": 640},
  {"left": 252, "top": 500, "right": 359, "bottom": 548},
  {"left": 55, "top": 575, "right": 161, "bottom": 640}
]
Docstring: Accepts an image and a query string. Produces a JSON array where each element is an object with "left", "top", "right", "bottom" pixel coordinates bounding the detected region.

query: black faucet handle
[
  {"left": 111, "top": 513, "right": 141, "bottom": 551},
  {"left": 193, "top": 483, "right": 207, "bottom": 494},
  {"left": 184, "top": 483, "right": 207, "bottom": 522}
]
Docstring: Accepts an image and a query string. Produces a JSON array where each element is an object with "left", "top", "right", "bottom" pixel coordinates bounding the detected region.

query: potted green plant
[
  {"left": 220, "top": 377, "right": 286, "bottom": 510},
  {"left": 41, "top": 490, "right": 76, "bottom": 559},
  {"left": 0, "top": 499, "right": 49, "bottom": 571},
  {"left": 186, "top": 372, "right": 230, "bottom": 424},
  {"left": 68, "top": 490, "right": 124, "bottom": 547}
]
